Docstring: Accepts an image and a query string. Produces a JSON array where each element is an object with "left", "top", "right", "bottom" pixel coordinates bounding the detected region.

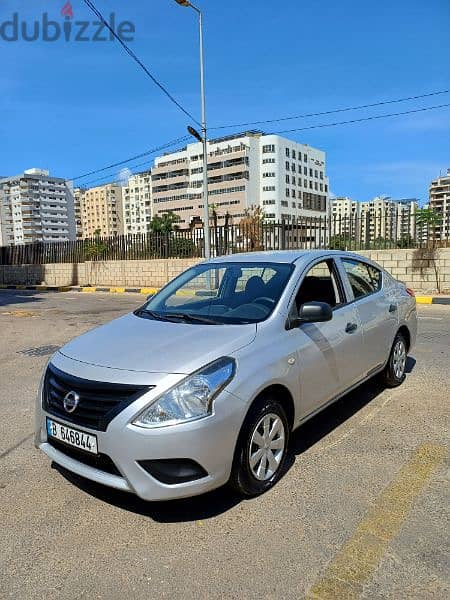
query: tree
[
  {"left": 396, "top": 235, "right": 415, "bottom": 249},
  {"left": 415, "top": 208, "right": 443, "bottom": 247},
  {"left": 149, "top": 211, "right": 180, "bottom": 233},
  {"left": 329, "top": 234, "right": 350, "bottom": 250},
  {"left": 84, "top": 229, "right": 108, "bottom": 260},
  {"left": 239, "top": 205, "right": 265, "bottom": 251}
]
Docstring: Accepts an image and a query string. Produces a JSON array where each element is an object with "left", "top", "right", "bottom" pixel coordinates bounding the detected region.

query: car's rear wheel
[
  {"left": 229, "top": 396, "right": 289, "bottom": 497},
  {"left": 382, "top": 332, "right": 407, "bottom": 387}
]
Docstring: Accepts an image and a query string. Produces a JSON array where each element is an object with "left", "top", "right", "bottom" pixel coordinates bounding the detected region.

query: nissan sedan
[{"left": 35, "top": 250, "right": 417, "bottom": 499}]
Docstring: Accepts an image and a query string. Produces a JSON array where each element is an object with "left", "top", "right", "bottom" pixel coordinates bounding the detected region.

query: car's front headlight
[{"left": 132, "top": 357, "right": 236, "bottom": 428}]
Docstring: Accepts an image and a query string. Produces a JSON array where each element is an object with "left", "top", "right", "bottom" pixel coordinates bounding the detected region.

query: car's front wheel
[
  {"left": 229, "top": 396, "right": 290, "bottom": 497},
  {"left": 382, "top": 332, "right": 408, "bottom": 387}
]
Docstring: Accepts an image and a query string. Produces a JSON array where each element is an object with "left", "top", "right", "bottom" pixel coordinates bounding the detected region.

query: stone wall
[{"left": 1, "top": 250, "right": 449, "bottom": 293}]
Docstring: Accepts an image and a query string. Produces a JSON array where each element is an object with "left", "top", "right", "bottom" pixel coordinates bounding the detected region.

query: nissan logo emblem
[{"left": 63, "top": 391, "right": 80, "bottom": 413}]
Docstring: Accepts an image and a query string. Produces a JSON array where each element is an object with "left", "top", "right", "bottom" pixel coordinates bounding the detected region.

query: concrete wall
[{"left": 1, "top": 250, "right": 449, "bottom": 293}]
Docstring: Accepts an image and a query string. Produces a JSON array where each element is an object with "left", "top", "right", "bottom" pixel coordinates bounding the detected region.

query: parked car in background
[{"left": 35, "top": 250, "right": 417, "bottom": 499}]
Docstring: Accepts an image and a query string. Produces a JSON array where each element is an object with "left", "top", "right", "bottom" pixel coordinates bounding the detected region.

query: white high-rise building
[
  {"left": 0, "top": 169, "right": 76, "bottom": 246},
  {"left": 150, "top": 131, "right": 329, "bottom": 227},
  {"left": 121, "top": 171, "right": 152, "bottom": 234},
  {"left": 429, "top": 169, "right": 450, "bottom": 240}
]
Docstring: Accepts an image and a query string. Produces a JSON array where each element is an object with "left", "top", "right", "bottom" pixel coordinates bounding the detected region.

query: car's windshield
[{"left": 137, "top": 262, "right": 294, "bottom": 325}]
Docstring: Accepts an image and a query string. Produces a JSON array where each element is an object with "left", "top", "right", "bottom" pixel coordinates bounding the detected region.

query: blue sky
[{"left": 1, "top": 0, "right": 449, "bottom": 203}]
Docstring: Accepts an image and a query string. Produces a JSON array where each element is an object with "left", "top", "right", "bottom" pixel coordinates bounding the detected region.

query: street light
[{"left": 174, "top": 0, "right": 210, "bottom": 259}]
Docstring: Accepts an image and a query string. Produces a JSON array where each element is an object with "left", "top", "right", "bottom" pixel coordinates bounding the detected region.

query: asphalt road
[{"left": 0, "top": 290, "right": 448, "bottom": 599}]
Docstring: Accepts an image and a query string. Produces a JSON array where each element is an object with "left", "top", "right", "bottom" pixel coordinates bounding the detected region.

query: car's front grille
[
  {"left": 43, "top": 364, "right": 152, "bottom": 432},
  {"left": 48, "top": 437, "right": 122, "bottom": 477}
]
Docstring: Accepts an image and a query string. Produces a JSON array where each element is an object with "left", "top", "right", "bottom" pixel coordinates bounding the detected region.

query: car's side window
[
  {"left": 341, "top": 259, "right": 382, "bottom": 300},
  {"left": 294, "top": 260, "right": 344, "bottom": 312}
]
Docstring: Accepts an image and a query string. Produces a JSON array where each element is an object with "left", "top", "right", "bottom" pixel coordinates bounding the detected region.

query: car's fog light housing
[{"left": 132, "top": 357, "right": 236, "bottom": 428}]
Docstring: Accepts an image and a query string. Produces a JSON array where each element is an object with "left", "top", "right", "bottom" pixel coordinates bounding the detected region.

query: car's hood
[{"left": 59, "top": 312, "right": 257, "bottom": 374}]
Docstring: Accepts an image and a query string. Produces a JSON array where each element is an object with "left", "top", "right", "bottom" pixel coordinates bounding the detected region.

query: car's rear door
[
  {"left": 288, "top": 257, "right": 366, "bottom": 420},
  {"left": 338, "top": 257, "right": 397, "bottom": 375}
]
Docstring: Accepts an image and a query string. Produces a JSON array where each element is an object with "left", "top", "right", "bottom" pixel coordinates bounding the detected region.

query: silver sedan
[{"left": 35, "top": 250, "right": 417, "bottom": 499}]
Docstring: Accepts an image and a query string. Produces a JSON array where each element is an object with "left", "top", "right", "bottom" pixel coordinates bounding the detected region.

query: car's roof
[{"left": 207, "top": 249, "right": 364, "bottom": 265}]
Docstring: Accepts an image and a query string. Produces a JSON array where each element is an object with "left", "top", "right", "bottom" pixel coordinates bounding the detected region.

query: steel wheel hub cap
[
  {"left": 393, "top": 340, "right": 406, "bottom": 379},
  {"left": 249, "top": 413, "right": 286, "bottom": 481}
]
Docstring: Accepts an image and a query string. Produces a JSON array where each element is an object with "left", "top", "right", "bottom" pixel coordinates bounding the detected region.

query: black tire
[
  {"left": 381, "top": 332, "right": 408, "bottom": 387},
  {"left": 229, "top": 396, "right": 290, "bottom": 497}
]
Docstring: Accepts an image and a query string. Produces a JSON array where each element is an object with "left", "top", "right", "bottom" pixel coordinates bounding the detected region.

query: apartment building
[
  {"left": 429, "top": 169, "right": 450, "bottom": 239},
  {"left": 331, "top": 197, "right": 361, "bottom": 238},
  {"left": 121, "top": 171, "right": 152, "bottom": 234},
  {"left": 0, "top": 168, "right": 76, "bottom": 246},
  {"left": 79, "top": 183, "right": 123, "bottom": 238},
  {"left": 73, "top": 187, "right": 84, "bottom": 238},
  {"left": 150, "top": 131, "right": 329, "bottom": 227},
  {"left": 330, "top": 196, "right": 419, "bottom": 244}
]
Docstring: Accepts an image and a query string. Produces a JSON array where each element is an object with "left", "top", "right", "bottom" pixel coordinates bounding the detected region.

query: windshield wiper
[
  {"left": 135, "top": 309, "right": 173, "bottom": 322},
  {"left": 163, "top": 312, "right": 220, "bottom": 325}
]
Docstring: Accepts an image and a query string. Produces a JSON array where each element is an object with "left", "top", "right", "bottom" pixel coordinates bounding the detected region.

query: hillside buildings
[{"left": 0, "top": 169, "right": 76, "bottom": 246}]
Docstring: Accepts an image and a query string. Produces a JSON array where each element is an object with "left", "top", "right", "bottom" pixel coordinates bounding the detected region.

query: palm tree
[{"left": 149, "top": 211, "right": 180, "bottom": 233}]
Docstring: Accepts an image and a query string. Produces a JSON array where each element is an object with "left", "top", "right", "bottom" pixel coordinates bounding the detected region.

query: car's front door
[{"left": 287, "top": 258, "right": 366, "bottom": 421}]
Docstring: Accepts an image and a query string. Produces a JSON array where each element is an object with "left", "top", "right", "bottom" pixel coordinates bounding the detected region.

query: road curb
[
  {"left": 0, "top": 284, "right": 158, "bottom": 295},
  {"left": 1, "top": 284, "right": 450, "bottom": 304}
]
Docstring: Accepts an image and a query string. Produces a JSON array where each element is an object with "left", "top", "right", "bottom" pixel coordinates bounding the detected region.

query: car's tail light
[{"left": 406, "top": 287, "right": 415, "bottom": 297}]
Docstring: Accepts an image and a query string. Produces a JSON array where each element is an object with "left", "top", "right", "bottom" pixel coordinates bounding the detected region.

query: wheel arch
[
  {"left": 247, "top": 384, "right": 296, "bottom": 431},
  {"left": 397, "top": 325, "right": 411, "bottom": 351}
]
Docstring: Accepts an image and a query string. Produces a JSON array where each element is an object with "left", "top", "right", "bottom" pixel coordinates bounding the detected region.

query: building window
[
  {"left": 286, "top": 188, "right": 290, "bottom": 197},
  {"left": 304, "top": 154, "right": 307, "bottom": 162},
  {"left": 263, "top": 186, "right": 276, "bottom": 192},
  {"left": 263, "top": 172, "right": 276, "bottom": 178},
  {"left": 291, "top": 163, "right": 296, "bottom": 172},
  {"left": 314, "top": 170, "right": 318, "bottom": 178},
  {"left": 304, "top": 167, "right": 307, "bottom": 175},
  {"left": 292, "top": 202, "right": 296, "bottom": 208},
  {"left": 286, "top": 148, "right": 290, "bottom": 158},
  {"left": 262, "top": 144, "right": 275, "bottom": 153},
  {"left": 292, "top": 176, "right": 296, "bottom": 185},
  {"left": 292, "top": 150, "right": 296, "bottom": 160},
  {"left": 286, "top": 174, "right": 290, "bottom": 184},
  {"left": 281, "top": 200, "right": 288, "bottom": 207},
  {"left": 320, "top": 171, "right": 323, "bottom": 180},
  {"left": 285, "top": 161, "right": 290, "bottom": 170},
  {"left": 304, "top": 179, "right": 307, "bottom": 187},
  {"left": 309, "top": 169, "right": 313, "bottom": 177},
  {"left": 292, "top": 190, "right": 296, "bottom": 198}
]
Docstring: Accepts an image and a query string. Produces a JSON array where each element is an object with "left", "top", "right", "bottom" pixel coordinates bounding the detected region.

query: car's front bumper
[{"left": 35, "top": 359, "right": 246, "bottom": 501}]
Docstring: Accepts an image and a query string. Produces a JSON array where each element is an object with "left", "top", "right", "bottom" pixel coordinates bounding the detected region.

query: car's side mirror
[{"left": 287, "top": 301, "right": 333, "bottom": 329}]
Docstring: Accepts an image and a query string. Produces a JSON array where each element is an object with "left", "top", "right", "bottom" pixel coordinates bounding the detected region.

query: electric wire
[
  {"left": 271, "top": 103, "right": 450, "bottom": 134},
  {"left": 209, "top": 90, "right": 449, "bottom": 130}
]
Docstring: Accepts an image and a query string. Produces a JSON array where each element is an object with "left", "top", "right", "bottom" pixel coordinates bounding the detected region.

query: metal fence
[{"left": 0, "top": 215, "right": 449, "bottom": 265}]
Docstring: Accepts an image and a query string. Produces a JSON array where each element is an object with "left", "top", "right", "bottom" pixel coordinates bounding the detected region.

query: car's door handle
[
  {"left": 389, "top": 304, "right": 397, "bottom": 313},
  {"left": 345, "top": 322, "right": 358, "bottom": 333}
]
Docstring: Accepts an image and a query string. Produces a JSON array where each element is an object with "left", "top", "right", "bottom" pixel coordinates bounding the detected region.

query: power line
[
  {"left": 81, "top": 0, "right": 200, "bottom": 126},
  {"left": 71, "top": 136, "right": 190, "bottom": 182},
  {"left": 75, "top": 159, "right": 155, "bottom": 188},
  {"left": 272, "top": 103, "right": 450, "bottom": 134},
  {"left": 209, "top": 90, "right": 449, "bottom": 130}
]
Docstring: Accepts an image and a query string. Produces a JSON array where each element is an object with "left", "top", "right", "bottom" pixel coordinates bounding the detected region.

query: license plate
[{"left": 46, "top": 418, "right": 98, "bottom": 455}]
